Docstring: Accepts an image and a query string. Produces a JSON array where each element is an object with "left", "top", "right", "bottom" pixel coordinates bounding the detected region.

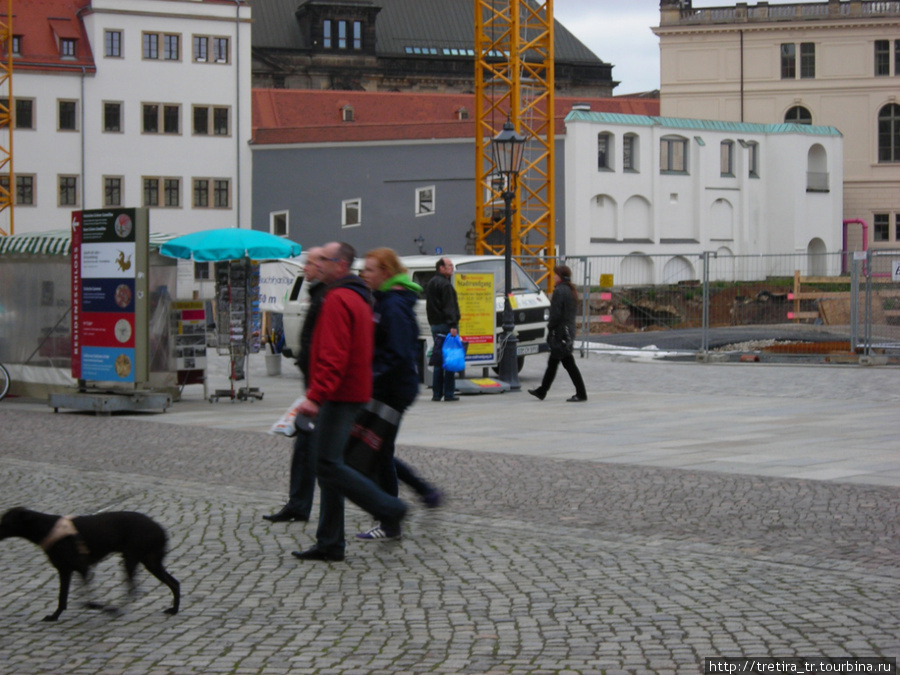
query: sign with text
[
  {"left": 71, "top": 208, "right": 149, "bottom": 384},
  {"left": 455, "top": 272, "right": 496, "bottom": 365}
]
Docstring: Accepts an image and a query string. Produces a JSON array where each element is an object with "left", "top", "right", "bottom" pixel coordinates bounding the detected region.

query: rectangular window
[
  {"left": 60, "top": 38, "right": 76, "bottom": 58},
  {"left": 416, "top": 186, "right": 435, "bottom": 215},
  {"left": 163, "top": 34, "right": 179, "bottom": 60},
  {"left": 781, "top": 43, "right": 796, "bottom": 79},
  {"left": 163, "top": 105, "right": 179, "bottom": 134},
  {"left": 58, "top": 100, "right": 77, "bottom": 131},
  {"left": 193, "top": 179, "right": 209, "bottom": 207},
  {"left": 875, "top": 40, "right": 890, "bottom": 76},
  {"left": 58, "top": 175, "right": 79, "bottom": 207},
  {"left": 193, "top": 107, "right": 209, "bottom": 135},
  {"left": 213, "top": 107, "right": 229, "bottom": 135},
  {"left": 15, "top": 99, "right": 34, "bottom": 129},
  {"left": 323, "top": 20, "right": 332, "bottom": 49},
  {"left": 342, "top": 198, "right": 361, "bottom": 227},
  {"left": 213, "top": 179, "right": 229, "bottom": 208},
  {"left": 660, "top": 137, "right": 687, "bottom": 173},
  {"left": 16, "top": 175, "right": 34, "bottom": 205},
  {"left": 800, "top": 43, "right": 815, "bottom": 79},
  {"left": 896, "top": 40, "right": 900, "bottom": 78},
  {"left": 623, "top": 135, "right": 635, "bottom": 171},
  {"left": 104, "top": 176, "right": 123, "bottom": 207},
  {"left": 143, "top": 104, "right": 180, "bottom": 134},
  {"left": 143, "top": 104, "right": 159, "bottom": 133},
  {"left": 874, "top": 213, "right": 890, "bottom": 242},
  {"left": 194, "top": 262, "right": 211, "bottom": 281},
  {"left": 720, "top": 141, "right": 734, "bottom": 176},
  {"left": 143, "top": 33, "right": 159, "bottom": 60},
  {"left": 143, "top": 178, "right": 159, "bottom": 207},
  {"left": 104, "top": 30, "right": 122, "bottom": 58},
  {"left": 213, "top": 37, "right": 229, "bottom": 63},
  {"left": 103, "top": 102, "right": 122, "bottom": 132},
  {"left": 11, "top": 36, "right": 21, "bottom": 56},
  {"left": 338, "top": 21, "right": 347, "bottom": 49},
  {"left": 164, "top": 178, "right": 180, "bottom": 207},
  {"left": 353, "top": 21, "right": 362, "bottom": 50},
  {"left": 193, "top": 106, "right": 230, "bottom": 135},
  {"left": 271, "top": 211, "right": 288, "bottom": 237},
  {"left": 193, "top": 35, "right": 208, "bottom": 62}
]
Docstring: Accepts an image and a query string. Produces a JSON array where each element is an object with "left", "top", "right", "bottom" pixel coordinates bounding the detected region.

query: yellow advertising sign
[{"left": 455, "top": 272, "right": 496, "bottom": 365}]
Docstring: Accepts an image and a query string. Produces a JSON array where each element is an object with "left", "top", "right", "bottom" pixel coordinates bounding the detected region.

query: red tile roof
[
  {"left": 252, "top": 89, "right": 659, "bottom": 145},
  {"left": 4, "top": 0, "right": 95, "bottom": 73}
]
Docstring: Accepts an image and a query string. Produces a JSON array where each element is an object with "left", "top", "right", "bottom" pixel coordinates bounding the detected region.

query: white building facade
[
  {"left": 653, "top": 0, "right": 900, "bottom": 255},
  {"left": 4, "top": 0, "right": 252, "bottom": 240},
  {"left": 564, "top": 109, "right": 844, "bottom": 283}
]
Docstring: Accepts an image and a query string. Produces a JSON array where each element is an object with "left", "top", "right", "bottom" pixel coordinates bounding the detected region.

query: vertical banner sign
[
  {"left": 71, "top": 208, "right": 149, "bottom": 384},
  {"left": 455, "top": 272, "right": 496, "bottom": 365}
]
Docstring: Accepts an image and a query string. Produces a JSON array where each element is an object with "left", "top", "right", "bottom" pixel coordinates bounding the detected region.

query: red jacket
[{"left": 305, "top": 277, "right": 373, "bottom": 405}]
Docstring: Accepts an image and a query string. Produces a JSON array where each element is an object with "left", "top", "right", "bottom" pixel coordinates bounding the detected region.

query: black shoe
[
  {"left": 431, "top": 397, "right": 442, "bottom": 402},
  {"left": 566, "top": 395, "right": 587, "bottom": 403},
  {"left": 291, "top": 546, "right": 344, "bottom": 562},
  {"left": 444, "top": 396, "right": 460, "bottom": 402},
  {"left": 263, "top": 508, "right": 308, "bottom": 523},
  {"left": 528, "top": 388, "right": 546, "bottom": 401}
]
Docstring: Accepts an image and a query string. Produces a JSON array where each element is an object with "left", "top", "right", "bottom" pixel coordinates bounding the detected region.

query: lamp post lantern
[{"left": 490, "top": 119, "right": 527, "bottom": 390}]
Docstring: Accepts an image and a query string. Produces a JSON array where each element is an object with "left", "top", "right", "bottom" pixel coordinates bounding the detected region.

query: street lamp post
[{"left": 491, "top": 119, "right": 527, "bottom": 390}]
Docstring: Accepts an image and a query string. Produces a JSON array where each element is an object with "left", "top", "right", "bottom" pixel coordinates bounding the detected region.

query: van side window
[{"left": 413, "top": 271, "right": 436, "bottom": 288}]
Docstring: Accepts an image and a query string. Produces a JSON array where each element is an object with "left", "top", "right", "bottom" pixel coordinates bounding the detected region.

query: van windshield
[{"left": 456, "top": 259, "right": 541, "bottom": 295}]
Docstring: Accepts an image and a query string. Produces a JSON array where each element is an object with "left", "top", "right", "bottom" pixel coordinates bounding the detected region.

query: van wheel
[{"left": 492, "top": 357, "right": 525, "bottom": 375}]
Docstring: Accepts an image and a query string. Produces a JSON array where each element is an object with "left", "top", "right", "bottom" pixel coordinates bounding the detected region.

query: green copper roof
[{"left": 564, "top": 110, "right": 842, "bottom": 137}]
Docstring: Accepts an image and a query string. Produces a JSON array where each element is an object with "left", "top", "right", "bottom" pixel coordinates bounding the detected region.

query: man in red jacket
[{"left": 293, "top": 241, "right": 408, "bottom": 562}]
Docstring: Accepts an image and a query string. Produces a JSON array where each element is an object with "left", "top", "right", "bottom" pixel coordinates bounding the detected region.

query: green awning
[{"left": 0, "top": 230, "right": 179, "bottom": 257}]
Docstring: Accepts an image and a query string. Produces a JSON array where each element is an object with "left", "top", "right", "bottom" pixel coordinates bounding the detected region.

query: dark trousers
[
  {"left": 285, "top": 429, "right": 316, "bottom": 518},
  {"left": 313, "top": 401, "right": 408, "bottom": 555},
  {"left": 430, "top": 326, "right": 457, "bottom": 400},
  {"left": 538, "top": 352, "right": 587, "bottom": 399}
]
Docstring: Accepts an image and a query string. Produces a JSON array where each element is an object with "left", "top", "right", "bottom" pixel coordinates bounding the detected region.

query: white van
[{"left": 281, "top": 254, "right": 551, "bottom": 373}]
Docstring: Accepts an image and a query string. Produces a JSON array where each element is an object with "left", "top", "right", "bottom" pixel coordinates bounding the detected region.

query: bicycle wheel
[{"left": 0, "top": 363, "right": 9, "bottom": 401}]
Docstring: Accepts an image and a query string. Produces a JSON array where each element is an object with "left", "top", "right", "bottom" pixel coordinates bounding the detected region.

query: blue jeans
[
  {"left": 430, "top": 326, "right": 457, "bottom": 400},
  {"left": 312, "top": 401, "right": 408, "bottom": 555}
]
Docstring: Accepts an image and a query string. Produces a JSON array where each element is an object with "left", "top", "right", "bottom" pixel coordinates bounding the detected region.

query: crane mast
[{"left": 474, "top": 0, "right": 555, "bottom": 288}]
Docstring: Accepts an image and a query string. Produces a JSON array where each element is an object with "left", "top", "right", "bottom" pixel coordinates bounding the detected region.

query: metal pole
[
  {"left": 701, "top": 251, "right": 710, "bottom": 354},
  {"left": 498, "top": 187, "right": 520, "bottom": 390}
]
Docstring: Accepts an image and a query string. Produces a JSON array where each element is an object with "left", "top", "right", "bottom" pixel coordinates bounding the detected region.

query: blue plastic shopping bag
[{"left": 441, "top": 334, "right": 466, "bottom": 372}]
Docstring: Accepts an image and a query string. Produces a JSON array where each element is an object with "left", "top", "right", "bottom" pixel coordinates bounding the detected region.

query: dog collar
[{"left": 40, "top": 516, "right": 78, "bottom": 551}]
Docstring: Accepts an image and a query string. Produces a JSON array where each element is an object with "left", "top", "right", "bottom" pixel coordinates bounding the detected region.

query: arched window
[
  {"left": 878, "top": 103, "right": 900, "bottom": 163},
  {"left": 785, "top": 106, "right": 812, "bottom": 125},
  {"left": 623, "top": 133, "right": 639, "bottom": 172},
  {"left": 597, "top": 132, "right": 614, "bottom": 170}
]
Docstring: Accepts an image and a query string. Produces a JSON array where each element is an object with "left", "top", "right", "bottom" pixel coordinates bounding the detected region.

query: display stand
[
  {"left": 209, "top": 259, "right": 264, "bottom": 403},
  {"left": 172, "top": 301, "right": 208, "bottom": 399}
]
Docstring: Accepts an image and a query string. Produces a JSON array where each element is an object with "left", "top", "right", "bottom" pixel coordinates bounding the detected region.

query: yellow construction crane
[
  {"left": 0, "top": 0, "right": 13, "bottom": 236},
  {"left": 474, "top": 0, "right": 555, "bottom": 289}
]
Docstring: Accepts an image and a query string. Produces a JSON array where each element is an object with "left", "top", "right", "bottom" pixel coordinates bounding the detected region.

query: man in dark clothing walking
[
  {"left": 264, "top": 247, "right": 326, "bottom": 523},
  {"left": 424, "top": 257, "right": 461, "bottom": 402},
  {"left": 293, "top": 241, "right": 407, "bottom": 562}
]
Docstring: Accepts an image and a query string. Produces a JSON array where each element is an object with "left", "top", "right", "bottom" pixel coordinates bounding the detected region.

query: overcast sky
[{"left": 554, "top": 0, "right": 822, "bottom": 95}]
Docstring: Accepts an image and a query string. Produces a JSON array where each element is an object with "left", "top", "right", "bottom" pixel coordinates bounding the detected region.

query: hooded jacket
[
  {"left": 305, "top": 275, "right": 373, "bottom": 406},
  {"left": 372, "top": 274, "right": 421, "bottom": 408}
]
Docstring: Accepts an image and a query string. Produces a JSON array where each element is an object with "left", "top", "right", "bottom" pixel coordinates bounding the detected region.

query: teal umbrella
[{"left": 159, "top": 228, "right": 302, "bottom": 262}]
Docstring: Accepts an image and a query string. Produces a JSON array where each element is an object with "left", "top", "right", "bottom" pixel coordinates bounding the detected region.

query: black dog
[{"left": 0, "top": 507, "right": 180, "bottom": 621}]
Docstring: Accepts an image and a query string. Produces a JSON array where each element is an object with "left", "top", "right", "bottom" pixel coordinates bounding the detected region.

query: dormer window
[
  {"left": 60, "top": 38, "right": 76, "bottom": 58},
  {"left": 457, "top": 107, "right": 469, "bottom": 120},
  {"left": 342, "top": 105, "right": 354, "bottom": 122},
  {"left": 322, "top": 19, "right": 362, "bottom": 51}
]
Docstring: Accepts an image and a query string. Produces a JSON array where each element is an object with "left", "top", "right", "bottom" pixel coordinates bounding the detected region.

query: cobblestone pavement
[{"left": 0, "top": 394, "right": 898, "bottom": 674}]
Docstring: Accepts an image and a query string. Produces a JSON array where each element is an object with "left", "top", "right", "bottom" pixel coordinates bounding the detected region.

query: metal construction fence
[{"left": 517, "top": 250, "right": 900, "bottom": 361}]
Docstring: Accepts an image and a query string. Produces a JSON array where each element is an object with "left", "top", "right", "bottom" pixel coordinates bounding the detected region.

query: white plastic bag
[{"left": 269, "top": 396, "right": 307, "bottom": 436}]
